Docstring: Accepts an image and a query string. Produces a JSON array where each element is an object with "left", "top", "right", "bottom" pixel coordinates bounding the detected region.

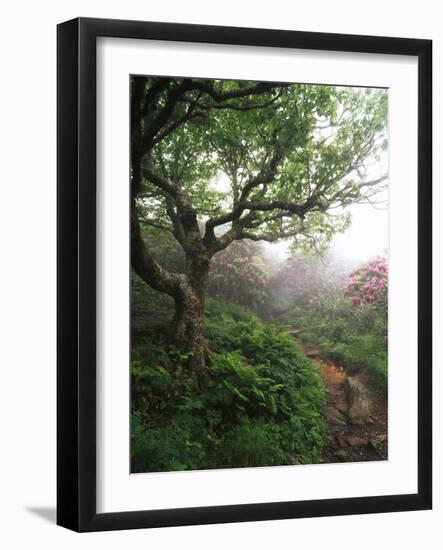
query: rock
[
  {"left": 369, "top": 434, "right": 387, "bottom": 449},
  {"left": 328, "top": 390, "right": 340, "bottom": 399},
  {"left": 335, "top": 403, "right": 348, "bottom": 415},
  {"left": 347, "top": 435, "right": 369, "bottom": 447},
  {"left": 335, "top": 449, "right": 349, "bottom": 461},
  {"left": 335, "top": 434, "right": 348, "bottom": 448},
  {"left": 344, "top": 376, "right": 371, "bottom": 426},
  {"left": 326, "top": 406, "right": 346, "bottom": 426}
]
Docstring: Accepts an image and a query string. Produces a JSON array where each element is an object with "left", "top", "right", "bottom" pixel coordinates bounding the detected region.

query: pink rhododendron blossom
[
  {"left": 209, "top": 241, "right": 270, "bottom": 309},
  {"left": 344, "top": 256, "right": 388, "bottom": 309}
]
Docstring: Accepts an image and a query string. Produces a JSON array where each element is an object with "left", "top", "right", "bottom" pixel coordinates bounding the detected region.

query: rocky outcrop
[
  {"left": 347, "top": 435, "right": 369, "bottom": 447},
  {"left": 326, "top": 406, "right": 346, "bottom": 426},
  {"left": 344, "top": 376, "right": 371, "bottom": 426},
  {"left": 307, "top": 354, "right": 387, "bottom": 464}
]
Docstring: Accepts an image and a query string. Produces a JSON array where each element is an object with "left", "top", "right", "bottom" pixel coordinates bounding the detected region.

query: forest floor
[{"left": 301, "top": 345, "right": 388, "bottom": 464}]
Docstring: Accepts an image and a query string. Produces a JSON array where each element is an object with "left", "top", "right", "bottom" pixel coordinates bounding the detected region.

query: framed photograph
[{"left": 57, "top": 17, "right": 432, "bottom": 532}]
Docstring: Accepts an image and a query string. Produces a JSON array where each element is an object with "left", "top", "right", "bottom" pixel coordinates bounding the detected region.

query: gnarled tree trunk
[
  {"left": 131, "top": 196, "right": 212, "bottom": 373},
  {"left": 170, "top": 254, "right": 210, "bottom": 373},
  {"left": 171, "top": 284, "right": 207, "bottom": 372}
]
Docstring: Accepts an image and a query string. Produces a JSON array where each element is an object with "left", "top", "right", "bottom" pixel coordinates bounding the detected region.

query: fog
[
  {"left": 212, "top": 150, "right": 388, "bottom": 270},
  {"left": 331, "top": 201, "right": 388, "bottom": 263},
  {"left": 262, "top": 195, "right": 388, "bottom": 269}
]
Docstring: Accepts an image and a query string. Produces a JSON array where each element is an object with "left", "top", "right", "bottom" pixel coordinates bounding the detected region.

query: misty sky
[
  {"left": 330, "top": 200, "right": 388, "bottom": 263},
  {"left": 211, "top": 101, "right": 389, "bottom": 269},
  {"left": 214, "top": 171, "right": 389, "bottom": 268},
  {"left": 265, "top": 153, "right": 389, "bottom": 267},
  {"left": 264, "top": 192, "right": 388, "bottom": 267}
]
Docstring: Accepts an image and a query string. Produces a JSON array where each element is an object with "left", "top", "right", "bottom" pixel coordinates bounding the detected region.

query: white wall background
[{"left": 0, "top": 1, "right": 440, "bottom": 547}]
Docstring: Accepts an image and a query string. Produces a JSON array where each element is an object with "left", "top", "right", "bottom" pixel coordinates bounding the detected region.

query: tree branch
[
  {"left": 205, "top": 145, "right": 283, "bottom": 232},
  {"left": 140, "top": 78, "right": 171, "bottom": 117},
  {"left": 165, "top": 196, "right": 186, "bottom": 246},
  {"left": 180, "top": 90, "right": 283, "bottom": 112},
  {"left": 143, "top": 169, "right": 180, "bottom": 199},
  {"left": 142, "top": 80, "right": 192, "bottom": 149},
  {"left": 142, "top": 169, "right": 204, "bottom": 253},
  {"left": 139, "top": 215, "right": 174, "bottom": 233},
  {"left": 358, "top": 175, "right": 388, "bottom": 189},
  {"left": 152, "top": 103, "right": 201, "bottom": 146},
  {"left": 236, "top": 228, "right": 301, "bottom": 242},
  {"left": 131, "top": 201, "right": 183, "bottom": 297},
  {"left": 190, "top": 81, "right": 286, "bottom": 103}
]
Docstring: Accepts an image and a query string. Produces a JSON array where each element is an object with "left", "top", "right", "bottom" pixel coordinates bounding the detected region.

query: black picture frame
[{"left": 57, "top": 17, "right": 432, "bottom": 532}]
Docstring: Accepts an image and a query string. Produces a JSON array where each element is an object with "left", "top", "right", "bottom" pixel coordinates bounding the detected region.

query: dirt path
[{"left": 303, "top": 348, "right": 388, "bottom": 463}]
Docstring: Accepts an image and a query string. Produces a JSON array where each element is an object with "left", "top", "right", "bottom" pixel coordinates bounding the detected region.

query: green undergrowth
[
  {"left": 282, "top": 304, "right": 387, "bottom": 389},
  {"left": 131, "top": 299, "right": 326, "bottom": 473}
]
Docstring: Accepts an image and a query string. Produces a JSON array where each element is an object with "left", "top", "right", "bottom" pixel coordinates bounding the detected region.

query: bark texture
[{"left": 171, "top": 284, "right": 207, "bottom": 372}]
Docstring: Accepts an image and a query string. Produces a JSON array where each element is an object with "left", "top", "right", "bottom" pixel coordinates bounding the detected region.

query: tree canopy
[
  {"left": 133, "top": 78, "right": 387, "bottom": 257},
  {"left": 130, "top": 76, "right": 388, "bottom": 370}
]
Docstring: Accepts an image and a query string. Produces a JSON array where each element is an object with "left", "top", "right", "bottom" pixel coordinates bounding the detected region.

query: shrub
[
  {"left": 268, "top": 253, "right": 348, "bottom": 314},
  {"left": 131, "top": 299, "right": 327, "bottom": 472},
  {"left": 281, "top": 299, "right": 387, "bottom": 390},
  {"left": 344, "top": 256, "right": 388, "bottom": 308},
  {"left": 209, "top": 241, "right": 271, "bottom": 311}
]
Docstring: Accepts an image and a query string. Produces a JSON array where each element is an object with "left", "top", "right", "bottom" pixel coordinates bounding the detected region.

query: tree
[
  {"left": 130, "top": 76, "right": 388, "bottom": 371},
  {"left": 269, "top": 252, "right": 348, "bottom": 314},
  {"left": 209, "top": 240, "right": 271, "bottom": 310}
]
